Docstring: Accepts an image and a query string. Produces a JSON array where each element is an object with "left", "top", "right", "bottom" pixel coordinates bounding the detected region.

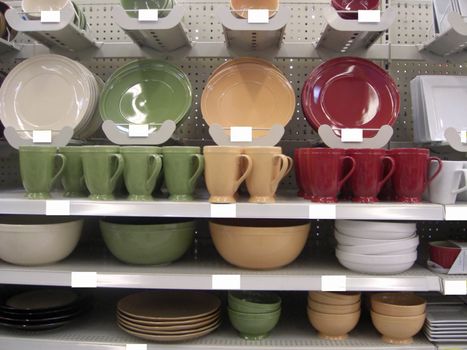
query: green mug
[
  {"left": 121, "top": 146, "right": 163, "bottom": 201},
  {"left": 81, "top": 146, "right": 124, "bottom": 200},
  {"left": 19, "top": 146, "right": 66, "bottom": 199},
  {"left": 162, "top": 146, "right": 204, "bottom": 201},
  {"left": 58, "top": 146, "right": 88, "bottom": 198}
]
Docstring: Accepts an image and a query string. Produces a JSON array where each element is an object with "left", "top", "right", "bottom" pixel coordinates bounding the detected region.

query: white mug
[{"left": 429, "top": 160, "right": 467, "bottom": 204}]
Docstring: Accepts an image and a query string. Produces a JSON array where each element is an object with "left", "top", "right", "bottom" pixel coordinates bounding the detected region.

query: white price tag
[
  {"left": 128, "top": 124, "right": 149, "bottom": 138},
  {"left": 321, "top": 275, "right": 347, "bottom": 291},
  {"left": 46, "top": 200, "right": 70, "bottom": 216},
  {"left": 248, "top": 9, "right": 269, "bottom": 23},
  {"left": 33, "top": 130, "right": 52, "bottom": 144},
  {"left": 230, "top": 127, "right": 253, "bottom": 142},
  {"left": 71, "top": 272, "right": 97, "bottom": 288},
  {"left": 309, "top": 204, "right": 337, "bottom": 220},
  {"left": 212, "top": 275, "right": 241, "bottom": 290},
  {"left": 126, "top": 345, "right": 147, "bottom": 350},
  {"left": 41, "top": 10, "right": 61, "bottom": 23},
  {"left": 444, "top": 280, "right": 467, "bottom": 295},
  {"left": 358, "top": 10, "right": 381, "bottom": 23},
  {"left": 138, "top": 9, "right": 158, "bottom": 21},
  {"left": 461, "top": 130, "right": 467, "bottom": 144},
  {"left": 210, "top": 204, "right": 236, "bottom": 218},
  {"left": 445, "top": 207, "right": 467, "bottom": 221},
  {"left": 341, "top": 129, "right": 363, "bottom": 142}
]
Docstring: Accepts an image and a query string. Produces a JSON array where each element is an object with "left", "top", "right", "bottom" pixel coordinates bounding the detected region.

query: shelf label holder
[
  {"left": 41, "top": 10, "right": 61, "bottom": 23},
  {"left": 230, "top": 127, "right": 253, "bottom": 142},
  {"left": 358, "top": 10, "right": 381, "bottom": 23},
  {"left": 210, "top": 204, "right": 237, "bottom": 218},
  {"left": 212, "top": 274, "right": 241, "bottom": 290},
  {"left": 138, "top": 9, "right": 158, "bottom": 22},
  {"left": 126, "top": 345, "right": 147, "bottom": 350},
  {"left": 128, "top": 124, "right": 150, "bottom": 138},
  {"left": 309, "top": 204, "right": 337, "bottom": 220},
  {"left": 46, "top": 200, "right": 70, "bottom": 216},
  {"left": 341, "top": 128, "right": 363, "bottom": 143},
  {"left": 33, "top": 130, "right": 52, "bottom": 144},
  {"left": 248, "top": 9, "right": 269, "bottom": 23},
  {"left": 444, "top": 280, "right": 467, "bottom": 295},
  {"left": 71, "top": 272, "right": 97, "bottom": 288},
  {"left": 321, "top": 275, "right": 347, "bottom": 291}
]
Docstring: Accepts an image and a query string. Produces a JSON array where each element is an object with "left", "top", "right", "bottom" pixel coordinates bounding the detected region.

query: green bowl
[
  {"left": 228, "top": 291, "right": 281, "bottom": 314},
  {"left": 228, "top": 307, "right": 281, "bottom": 340},
  {"left": 100, "top": 218, "right": 194, "bottom": 265},
  {"left": 120, "top": 0, "right": 173, "bottom": 18}
]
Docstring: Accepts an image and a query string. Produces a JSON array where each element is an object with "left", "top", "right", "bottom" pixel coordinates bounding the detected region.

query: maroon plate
[
  {"left": 331, "top": 0, "right": 379, "bottom": 19},
  {"left": 301, "top": 57, "right": 400, "bottom": 138}
]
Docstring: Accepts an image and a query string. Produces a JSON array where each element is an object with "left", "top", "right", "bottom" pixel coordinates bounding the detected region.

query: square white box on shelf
[
  {"left": 46, "top": 200, "right": 70, "bottom": 216},
  {"left": 358, "top": 10, "right": 381, "bottom": 23},
  {"left": 129, "top": 124, "right": 150, "bottom": 137},
  {"left": 309, "top": 204, "right": 337, "bottom": 220},
  {"left": 444, "top": 280, "right": 467, "bottom": 295},
  {"left": 33, "top": 130, "right": 52, "bottom": 144},
  {"left": 230, "top": 127, "right": 253, "bottom": 142},
  {"left": 321, "top": 275, "right": 347, "bottom": 291},
  {"left": 341, "top": 129, "right": 363, "bottom": 142},
  {"left": 248, "top": 9, "right": 269, "bottom": 23},
  {"left": 126, "top": 345, "right": 147, "bottom": 350},
  {"left": 212, "top": 275, "right": 241, "bottom": 290},
  {"left": 41, "top": 10, "right": 61, "bottom": 23},
  {"left": 71, "top": 272, "right": 97, "bottom": 288},
  {"left": 210, "top": 204, "right": 237, "bottom": 218},
  {"left": 138, "top": 9, "right": 158, "bottom": 21}
]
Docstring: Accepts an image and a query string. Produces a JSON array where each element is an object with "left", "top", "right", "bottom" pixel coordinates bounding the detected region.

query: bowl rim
[
  {"left": 371, "top": 293, "right": 426, "bottom": 308},
  {"left": 370, "top": 309, "right": 426, "bottom": 320}
]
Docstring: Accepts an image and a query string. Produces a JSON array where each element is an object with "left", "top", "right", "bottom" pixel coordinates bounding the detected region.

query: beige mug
[
  {"left": 244, "top": 147, "right": 293, "bottom": 203},
  {"left": 204, "top": 146, "right": 253, "bottom": 203}
]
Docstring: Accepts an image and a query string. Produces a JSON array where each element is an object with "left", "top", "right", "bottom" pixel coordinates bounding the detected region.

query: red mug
[
  {"left": 388, "top": 148, "right": 443, "bottom": 203},
  {"left": 300, "top": 148, "right": 356, "bottom": 203},
  {"left": 294, "top": 148, "right": 305, "bottom": 198},
  {"left": 347, "top": 149, "right": 395, "bottom": 203}
]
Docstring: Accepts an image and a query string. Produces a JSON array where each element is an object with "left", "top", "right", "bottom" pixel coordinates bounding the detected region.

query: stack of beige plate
[
  {"left": 117, "top": 291, "right": 222, "bottom": 342},
  {"left": 201, "top": 57, "right": 295, "bottom": 139}
]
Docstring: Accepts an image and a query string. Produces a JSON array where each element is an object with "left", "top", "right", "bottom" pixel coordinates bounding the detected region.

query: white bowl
[
  {"left": 336, "top": 249, "right": 418, "bottom": 265},
  {"left": 336, "top": 257, "right": 416, "bottom": 274},
  {"left": 338, "top": 245, "right": 417, "bottom": 256},
  {"left": 334, "top": 230, "right": 416, "bottom": 246},
  {"left": 335, "top": 220, "right": 416, "bottom": 237},
  {"left": 336, "top": 236, "right": 419, "bottom": 255},
  {"left": 0, "top": 216, "right": 83, "bottom": 266},
  {"left": 22, "top": 0, "right": 70, "bottom": 18}
]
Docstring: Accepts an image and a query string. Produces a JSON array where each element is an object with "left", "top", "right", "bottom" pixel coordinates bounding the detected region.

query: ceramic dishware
[
  {"left": 19, "top": 146, "right": 66, "bottom": 199},
  {"left": 371, "top": 310, "right": 426, "bottom": 344},
  {"left": 335, "top": 220, "right": 416, "bottom": 237},
  {"left": 228, "top": 291, "right": 281, "bottom": 314},
  {"left": 121, "top": 146, "right": 163, "bottom": 201},
  {"left": 307, "top": 309, "right": 360, "bottom": 340},
  {"left": 331, "top": 0, "right": 379, "bottom": 19},
  {"left": 293, "top": 148, "right": 306, "bottom": 197},
  {"left": 209, "top": 57, "right": 282, "bottom": 82},
  {"left": 120, "top": 0, "right": 172, "bottom": 18},
  {"left": 230, "top": 0, "right": 278, "bottom": 19},
  {"left": 428, "top": 160, "right": 467, "bottom": 204},
  {"left": 429, "top": 241, "right": 462, "bottom": 269},
  {"left": 308, "top": 292, "right": 361, "bottom": 306},
  {"left": 244, "top": 147, "right": 293, "bottom": 203},
  {"left": 308, "top": 300, "right": 360, "bottom": 314},
  {"left": 228, "top": 307, "right": 280, "bottom": 340},
  {"left": 371, "top": 293, "right": 426, "bottom": 317},
  {"left": 204, "top": 146, "right": 252, "bottom": 203},
  {"left": 0, "top": 1, "right": 17, "bottom": 41},
  {"left": 22, "top": 0, "right": 70, "bottom": 18},
  {"left": 81, "top": 146, "right": 124, "bottom": 200},
  {"left": 58, "top": 146, "right": 87, "bottom": 198}
]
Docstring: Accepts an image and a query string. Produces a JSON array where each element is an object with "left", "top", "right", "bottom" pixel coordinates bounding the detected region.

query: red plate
[
  {"left": 301, "top": 57, "right": 400, "bottom": 138},
  {"left": 331, "top": 0, "right": 379, "bottom": 11}
]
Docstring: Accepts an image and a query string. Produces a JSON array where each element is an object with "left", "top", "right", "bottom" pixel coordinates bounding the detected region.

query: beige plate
[
  {"left": 230, "top": 0, "right": 278, "bottom": 19},
  {"left": 201, "top": 63, "right": 295, "bottom": 138},
  {"left": 118, "top": 320, "right": 220, "bottom": 342},
  {"left": 209, "top": 57, "right": 283, "bottom": 82},
  {"left": 117, "top": 291, "right": 221, "bottom": 321},
  {"left": 118, "top": 317, "right": 221, "bottom": 335},
  {"left": 117, "top": 309, "right": 221, "bottom": 328}
]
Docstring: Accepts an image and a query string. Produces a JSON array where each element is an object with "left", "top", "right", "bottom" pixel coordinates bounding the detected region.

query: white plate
[
  {"left": 337, "top": 235, "right": 419, "bottom": 255},
  {"left": 335, "top": 220, "right": 416, "bottom": 236},
  {"left": 334, "top": 230, "right": 416, "bottom": 246},
  {"left": 426, "top": 305, "right": 467, "bottom": 323},
  {"left": 336, "top": 256, "right": 415, "bottom": 275}
]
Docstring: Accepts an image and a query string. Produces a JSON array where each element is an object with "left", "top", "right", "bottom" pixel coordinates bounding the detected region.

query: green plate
[
  {"left": 99, "top": 60, "right": 192, "bottom": 134},
  {"left": 120, "top": 0, "right": 172, "bottom": 18}
]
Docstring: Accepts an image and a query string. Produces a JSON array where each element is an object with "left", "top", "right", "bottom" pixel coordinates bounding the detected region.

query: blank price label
[
  {"left": 230, "top": 127, "right": 253, "bottom": 142},
  {"left": 321, "top": 275, "right": 347, "bottom": 291},
  {"left": 341, "top": 129, "right": 363, "bottom": 142},
  {"left": 309, "top": 204, "right": 336, "bottom": 220},
  {"left": 445, "top": 207, "right": 467, "bottom": 221},
  {"left": 33, "top": 130, "right": 52, "bottom": 144},
  {"left": 41, "top": 10, "right": 61, "bottom": 23},
  {"left": 212, "top": 275, "right": 241, "bottom": 290},
  {"left": 71, "top": 272, "right": 97, "bottom": 288},
  {"left": 129, "top": 124, "right": 149, "bottom": 137},
  {"left": 210, "top": 204, "right": 236, "bottom": 218},
  {"left": 138, "top": 9, "right": 158, "bottom": 21},
  {"left": 248, "top": 9, "right": 269, "bottom": 23},
  {"left": 358, "top": 10, "right": 381, "bottom": 23},
  {"left": 444, "top": 280, "right": 467, "bottom": 295},
  {"left": 46, "top": 200, "right": 70, "bottom": 216},
  {"left": 126, "top": 345, "right": 147, "bottom": 350},
  {"left": 462, "top": 130, "right": 467, "bottom": 144}
]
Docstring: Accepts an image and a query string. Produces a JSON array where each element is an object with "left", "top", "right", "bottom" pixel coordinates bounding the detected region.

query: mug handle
[
  {"left": 271, "top": 154, "right": 290, "bottom": 192},
  {"left": 234, "top": 154, "right": 252, "bottom": 189},
  {"left": 146, "top": 154, "right": 163, "bottom": 191},
  {"left": 189, "top": 154, "right": 205, "bottom": 189},
  {"left": 51, "top": 154, "right": 66, "bottom": 187},
  {"left": 110, "top": 154, "right": 124, "bottom": 188},
  {"left": 284, "top": 156, "right": 294, "bottom": 177},
  {"left": 378, "top": 156, "right": 396, "bottom": 192},
  {"left": 453, "top": 169, "right": 467, "bottom": 194},
  {"left": 338, "top": 156, "right": 356, "bottom": 190},
  {"left": 427, "top": 157, "right": 443, "bottom": 185}
]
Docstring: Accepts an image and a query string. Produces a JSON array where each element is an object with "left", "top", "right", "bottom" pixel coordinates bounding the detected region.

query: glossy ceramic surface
[
  {"left": 308, "top": 301, "right": 360, "bottom": 315},
  {"left": 371, "top": 310, "right": 426, "bottom": 344},
  {"left": 307, "top": 309, "right": 360, "bottom": 340},
  {"left": 209, "top": 57, "right": 282, "bottom": 82},
  {"left": 120, "top": 0, "right": 173, "bottom": 18},
  {"left": 331, "top": 0, "right": 379, "bottom": 19},
  {"left": 230, "top": 0, "right": 278, "bottom": 19},
  {"left": 334, "top": 220, "right": 416, "bottom": 237},
  {"left": 371, "top": 293, "right": 426, "bottom": 317},
  {"left": 429, "top": 241, "right": 462, "bottom": 269},
  {"left": 228, "top": 307, "right": 281, "bottom": 340},
  {"left": 59, "top": 147, "right": 87, "bottom": 198},
  {"left": 22, "top": 0, "right": 69, "bottom": 17},
  {"left": 228, "top": 291, "right": 281, "bottom": 314},
  {"left": 308, "top": 292, "right": 361, "bottom": 306}
]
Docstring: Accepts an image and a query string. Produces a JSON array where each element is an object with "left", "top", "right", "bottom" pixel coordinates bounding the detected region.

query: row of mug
[{"left": 294, "top": 148, "right": 443, "bottom": 203}]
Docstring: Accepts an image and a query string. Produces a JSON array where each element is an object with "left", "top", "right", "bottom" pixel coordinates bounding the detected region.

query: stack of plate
[
  {"left": 22, "top": 1, "right": 88, "bottom": 30},
  {"left": 201, "top": 57, "right": 295, "bottom": 139},
  {"left": 334, "top": 220, "right": 419, "bottom": 274},
  {"left": 117, "top": 291, "right": 221, "bottom": 342},
  {"left": 411, "top": 75, "right": 467, "bottom": 143},
  {"left": 99, "top": 59, "right": 192, "bottom": 137},
  {"left": 120, "top": 0, "right": 174, "bottom": 18},
  {"left": 0, "top": 54, "right": 103, "bottom": 141},
  {"left": 433, "top": 0, "right": 467, "bottom": 34},
  {"left": 0, "top": 289, "right": 91, "bottom": 331},
  {"left": 424, "top": 304, "right": 467, "bottom": 342}
]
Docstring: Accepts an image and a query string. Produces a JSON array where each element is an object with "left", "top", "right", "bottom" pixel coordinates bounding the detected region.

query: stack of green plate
[
  {"left": 120, "top": 0, "right": 174, "bottom": 18},
  {"left": 99, "top": 59, "right": 192, "bottom": 136}
]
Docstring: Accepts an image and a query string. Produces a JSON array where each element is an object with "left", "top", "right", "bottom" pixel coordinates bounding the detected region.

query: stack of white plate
[
  {"left": 433, "top": 0, "right": 467, "bottom": 34},
  {"left": 334, "top": 220, "right": 419, "bottom": 274},
  {"left": 0, "top": 54, "right": 103, "bottom": 141},
  {"left": 424, "top": 304, "right": 467, "bottom": 342},
  {"left": 411, "top": 75, "right": 467, "bottom": 143}
]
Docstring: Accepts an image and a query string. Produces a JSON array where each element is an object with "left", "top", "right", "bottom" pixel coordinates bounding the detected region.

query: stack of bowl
[
  {"left": 228, "top": 291, "right": 281, "bottom": 340},
  {"left": 334, "top": 220, "right": 419, "bottom": 274},
  {"left": 307, "top": 292, "right": 361, "bottom": 340},
  {"left": 370, "top": 293, "right": 426, "bottom": 345}
]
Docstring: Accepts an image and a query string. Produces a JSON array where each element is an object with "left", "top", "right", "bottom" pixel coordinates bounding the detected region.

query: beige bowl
[
  {"left": 308, "top": 300, "right": 360, "bottom": 314},
  {"left": 307, "top": 309, "right": 360, "bottom": 340},
  {"left": 308, "top": 292, "right": 361, "bottom": 306},
  {"left": 209, "top": 220, "right": 310, "bottom": 270},
  {"left": 371, "top": 310, "right": 425, "bottom": 345},
  {"left": 371, "top": 293, "right": 426, "bottom": 317}
]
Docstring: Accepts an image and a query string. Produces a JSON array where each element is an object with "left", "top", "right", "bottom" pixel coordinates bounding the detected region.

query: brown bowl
[
  {"left": 209, "top": 220, "right": 310, "bottom": 270},
  {"left": 308, "top": 300, "right": 360, "bottom": 314},
  {"left": 371, "top": 293, "right": 426, "bottom": 317},
  {"left": 307, "top": 309, "right": 360, "bottom": 340},
  {"left": 308, "top": 292, "right": 361, "bottom": 306},
  {"left": 370, "top": 310, "right": 425, "bottom": 345}
]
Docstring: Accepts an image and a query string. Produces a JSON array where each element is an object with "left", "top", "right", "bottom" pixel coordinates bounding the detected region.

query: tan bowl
[
  {"left": 209, "top": 220, "right": 310, "bottom": 270},
  {"left": 307, "top": 309, "right": 360, "bottom": 340},
  {"left": 230, "top": 0, "right": 279, "bottom": 19},
  {"left": 371, "top": 293, "right": 426, "bottom": 317},
  {"left": 308, "top": 300, "right": 360, "bottom": 314},
  {"left": 370, "top": 310, "right": 425, "bottom": 345},
  {"left": 308, "top": 292, "right": 361, "bottom": 306}
]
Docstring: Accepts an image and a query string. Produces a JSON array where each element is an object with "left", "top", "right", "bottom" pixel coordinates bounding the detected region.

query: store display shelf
[
  {"left": 437, "top": 345, "right": 467, "bottom": 350},
  {"left": 0, "top": 38, "right": 18, "bottom": 54},
  {"left": 438, "top": 274, "right": 467, "bottom": 296},
  {"left": 444, "top": 204, "right": 467, "bottom": 221},
  {"left": 0, "top": 190, "right": 444, "bottom": 221}
]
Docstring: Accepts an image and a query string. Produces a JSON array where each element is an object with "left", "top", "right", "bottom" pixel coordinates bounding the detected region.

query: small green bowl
[
  {"left": 228, "top": 307, "right": 281, "bottom": 340},
  {"left": 100, "top": 218, "right": 194, "bottom": 265},
  {"left": 228, "top": 291, "right": 281, "bottom": 314}
]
